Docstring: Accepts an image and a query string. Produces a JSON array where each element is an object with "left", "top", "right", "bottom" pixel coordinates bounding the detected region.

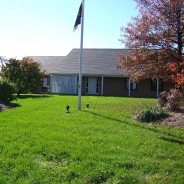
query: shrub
[
  {"left": 157, "top": 91, "right": 168, "bottom": 107},
  {"left": 158, "top": 89, "right": 183, "bottom": 111},
  {"left": 0, "top": 79, "right": 16, "bottom": 102},
  {"left": 136, "top": 106, "right": 168, "bottom": 122}
]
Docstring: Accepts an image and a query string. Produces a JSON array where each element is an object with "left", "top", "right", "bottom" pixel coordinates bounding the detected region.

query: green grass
[{"left": 0, "top": 95, "right": 183, "bottom": 184}]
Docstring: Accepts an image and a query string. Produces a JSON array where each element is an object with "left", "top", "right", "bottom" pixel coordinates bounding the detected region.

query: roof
[
  {"left": 29, "top": 49, "right": 130, "bottom": 77},
  {"left": 29, "top": 56, "right": 65, "bottom": 74}
]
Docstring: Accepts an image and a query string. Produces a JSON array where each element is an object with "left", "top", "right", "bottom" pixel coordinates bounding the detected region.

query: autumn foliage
[
  {"left": 117, "top": 0, "right": 184, "bottom": 88},
  {"left": 169, "top": 62, "right": 184, "bottom": 88}
]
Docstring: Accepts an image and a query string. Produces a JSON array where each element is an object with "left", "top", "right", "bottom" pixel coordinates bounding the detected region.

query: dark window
[
  {"left": 86, "top": 78, "right": 88, "bottom": 93},
  {"left": 96, "top": 78, "right": 99, "bottom": 94},
  {"left": 151, "top": 79, "right": 163, "bottom": 91},
  {"left": 125, "top": 78, "right": 137, "bottom": 90}
]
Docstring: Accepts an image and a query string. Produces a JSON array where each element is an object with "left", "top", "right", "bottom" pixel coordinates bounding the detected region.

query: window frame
[{"left": 125, "top": 78, "right": 137, "bottom": 90}]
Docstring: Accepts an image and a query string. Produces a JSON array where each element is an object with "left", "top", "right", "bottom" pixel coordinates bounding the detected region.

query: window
[
  {"left": 125, "top": 78, "right": 137, "bottom": 90},
  {"left": 86, "top": 78, "right": 88, "bottom": 93},
  {"left": 42, "top": 78, "right": 48, "bottom": 88},
  {"left": 96, "top": 78, "right": 99, "bottom": 94},
  {"left": 151, "top": 79, "right": 163, "bottom": 91},
  {"left": 42, "top": 77, "right": 48, "bottom": 92}
]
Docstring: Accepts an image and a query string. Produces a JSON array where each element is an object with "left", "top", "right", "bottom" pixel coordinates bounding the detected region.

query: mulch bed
[{"left": 158, "top": 108, "right": 184, "bottom": 128}]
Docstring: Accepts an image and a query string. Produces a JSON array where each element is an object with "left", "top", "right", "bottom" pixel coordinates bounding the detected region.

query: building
[{"left": 30, "top": 49, "right": 173, "bottom": 98}]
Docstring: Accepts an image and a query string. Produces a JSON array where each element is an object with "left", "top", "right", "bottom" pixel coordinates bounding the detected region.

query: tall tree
[
  {"left": 117, "top": 0, "right": 184, "bottom": 88},
  {"left": 1, "top": 57, "right": 45, "bottom": 96}
]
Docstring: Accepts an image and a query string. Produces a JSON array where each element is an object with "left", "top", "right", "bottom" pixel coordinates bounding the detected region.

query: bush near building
[{"left": 0, "top": 79, "right": 16, "bottom": 102}]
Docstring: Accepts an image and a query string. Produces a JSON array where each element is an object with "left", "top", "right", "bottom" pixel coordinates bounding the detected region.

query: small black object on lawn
[
  {"left": 86, "top": 103, "right": 90, "bottom": 108},
  {"left": 66, "top": 105, "right": 70, "bottom": 113}
]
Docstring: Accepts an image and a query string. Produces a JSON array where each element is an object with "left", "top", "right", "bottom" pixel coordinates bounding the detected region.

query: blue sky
[{"left": 0, "top": 0, "right": 138, "bottom": 58}]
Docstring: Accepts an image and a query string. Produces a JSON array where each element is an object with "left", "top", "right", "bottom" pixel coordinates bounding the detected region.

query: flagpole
[{"left": 78, "top": 0, "right": 85, "bottom": 110}]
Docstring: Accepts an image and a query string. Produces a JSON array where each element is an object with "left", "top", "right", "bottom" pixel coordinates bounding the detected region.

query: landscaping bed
[{"left": 158, "top": 108, "right": 184, "bottom": 128}]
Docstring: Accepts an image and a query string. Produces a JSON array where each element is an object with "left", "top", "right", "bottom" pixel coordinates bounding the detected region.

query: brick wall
[{"left": 103, "top": 77, "right": 173, "bottom": 97}]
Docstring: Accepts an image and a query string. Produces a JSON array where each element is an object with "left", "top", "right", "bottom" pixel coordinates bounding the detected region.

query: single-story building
[{"left": 30, "top": 49, "right": 173, "bottom": 98}]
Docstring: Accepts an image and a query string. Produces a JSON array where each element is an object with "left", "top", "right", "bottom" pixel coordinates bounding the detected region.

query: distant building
[{"left": 30, "top": 49, "right": 173, "bottom": 98}]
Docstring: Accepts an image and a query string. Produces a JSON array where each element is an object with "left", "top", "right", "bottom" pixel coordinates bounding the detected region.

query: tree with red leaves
[{"left": 117, "top": 0, "right": 184, "bottom": 88}]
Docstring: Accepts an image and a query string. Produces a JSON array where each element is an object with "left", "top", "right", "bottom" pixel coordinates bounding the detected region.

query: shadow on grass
[
  {"left": 83, "top": 110, "right": 184, "bottom": 143},
  {"left": 160, "top": 137, "right": 184, "bottom": 145},
  {"left": 17, "top": 94, "right": 51, "bottom": 99},
  {"left": 0, "top": 100, "right": 21, "bottom": 112}
]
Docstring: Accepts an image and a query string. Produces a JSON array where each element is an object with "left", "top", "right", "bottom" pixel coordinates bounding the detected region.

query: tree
[
  {"left": 1, "top": 57, "right": 45, "bottom": 96},
  {"left": 117, "top": 0, "right": 184, "bottom": 88}
]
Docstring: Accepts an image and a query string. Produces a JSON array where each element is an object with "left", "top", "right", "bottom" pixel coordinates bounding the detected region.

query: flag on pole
[
  {"left": 73, "top": 0, "right": 85, "bottom": 110},
  {"left": 73, "top": 3, "right": 83, "bottom": 31}
]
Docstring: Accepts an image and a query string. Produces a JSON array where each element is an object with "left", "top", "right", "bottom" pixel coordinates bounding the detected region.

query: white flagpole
[{"left": 78, "top": 0, "right": 85, "bottom": 110}]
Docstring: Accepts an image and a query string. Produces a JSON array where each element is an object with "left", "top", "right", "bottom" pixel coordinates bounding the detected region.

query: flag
[
  {"left": 73, "top": 0, "right": 85, "bottom": 110},
  {"left": 73, "top": 3, "right": 83, "bottom": 31}
]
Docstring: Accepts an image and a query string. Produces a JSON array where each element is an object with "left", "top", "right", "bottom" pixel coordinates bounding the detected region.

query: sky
[{"left": 0, "top": 0, "right": 138, "bottom": 58}]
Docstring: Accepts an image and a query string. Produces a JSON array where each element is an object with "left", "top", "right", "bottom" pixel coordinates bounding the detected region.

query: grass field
[{"left": 0, "top": 95, "right": 183, "bottom": 184}]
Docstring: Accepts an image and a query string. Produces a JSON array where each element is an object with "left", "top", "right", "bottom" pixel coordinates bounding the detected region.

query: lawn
[{"left": 0, "top": 95, "right": 183, "bottom": 184}]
